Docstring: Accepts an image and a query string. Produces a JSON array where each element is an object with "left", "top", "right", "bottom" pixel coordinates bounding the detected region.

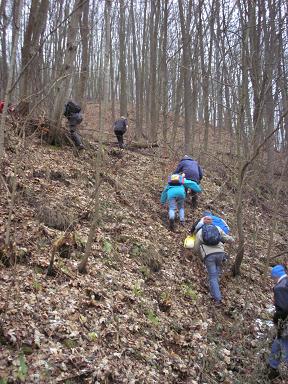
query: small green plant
[
  {"left": 103, "top": 257, "right": 116, "bottom": 268},
  {"left": 139, "top": 265, "right": 150, "bottom": 279},
  {"left": 62, "top": 338, "right": 78, "bottom": 349},
  {"left": 146, "top": 309, "right": 160, "bottom": 326},
  {"left": 160, "top": 291, "right": 171, "bottom": 302},
  {"left": 132, "top": 283, "right": 143, "bottom": 297},
  {"left": 32, "top": 279, "right": 42, "bottom": 292},
  {"left": 57, "top": 259, "right": 69, "bottom": 273},
  {"left": 16, "top": 353, "right": 28, "bottom": 382},
  {"left": 130, "top": 243, "right": 144, "bottom": 257},
  {"left": 88, "top": 332, "right": 98, "bottom": 342},
  {"left": 181, "top": 283, "right": 198, "bottom": 300},
  {"left": 103, "top": 239, "right": 112, "bottom": 254},
  {"left": 0, "top": 378, "right": 8, "bottom": 384}
]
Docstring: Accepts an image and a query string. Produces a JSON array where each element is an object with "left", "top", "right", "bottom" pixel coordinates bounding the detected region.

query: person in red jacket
[
  {"left": 0, "top": 100, "right": 4, "bottom": 113},
  {"left": 0, "top": 100, "right": 14, "bottom": 114}
]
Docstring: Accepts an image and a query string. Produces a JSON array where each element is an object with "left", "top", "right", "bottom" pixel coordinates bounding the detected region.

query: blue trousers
[
  {"left": 168, "top": 197, "right": 184, "bottom": 221},
  {"left": 268, "top": 336, "right": 288, "bottom": 369},
  {"left": 204, "top": 252, "right": 225, "bottom": 302}
]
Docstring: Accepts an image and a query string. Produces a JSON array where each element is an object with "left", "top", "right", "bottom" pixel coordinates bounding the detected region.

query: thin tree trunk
[
  {"left": 233, "top": 113, "right": 288, "bottom": 276},
  {"left": 119, "top": 0, "right": 127, "bottom": 117},
  {"left": 130, "top": 0, "right": 141, "bottom": 140},
  {"left": 78, "top": 0, "right": 111, "bottom": 274},
  {"left": 148, "top": 0, "right": 160, "bottom": 143},
  {"left": 0, "top": 0, "right": 22, "bottom": 158},
  {"left": 264, "top": 153, "right": 288, "bottom": 275},
  {"left": 178, "top": 0, "right": 192, "bottom": 154},
  {"left": 160, "top": 0, "right": 169, "bottom": 145},
  {"left": 75, "top": 0, "right": 90, "bottom": 108},
  {"left": 20, "top": 0, "right": 49, "bottom": 104},
  {"left": 0, "top": 0, "right": 8, "bottom": 97},
  {"left": 50, "top": 0, "right": 82, "bottom": 143}
]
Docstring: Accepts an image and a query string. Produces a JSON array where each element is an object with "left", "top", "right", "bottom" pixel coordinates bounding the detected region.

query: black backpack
[
  {"left": 114, "top": 118, "right": 126, "bottom": 133},
  {"left": 64, "top": 101, "right": 81, "bottom": 117},
  {"left": 202, "top": 224, "right": 222, "bottom": 246}
]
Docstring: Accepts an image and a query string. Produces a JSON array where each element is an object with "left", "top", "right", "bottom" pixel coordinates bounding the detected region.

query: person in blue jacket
[
  {"left": 174, "top": 155, "right": 203, "bottom": 208},
  {"left": 174, "top": 155, "right": 203, "bottom": 183},
  {"left": 191, "top": 210, "right": 230, "bottom": 234},
  {"left": 161, "top": 175, "right": 202, "bottom": 231},
  {"left": 267, "top": 265, "right": 288, "bottom": 380}
]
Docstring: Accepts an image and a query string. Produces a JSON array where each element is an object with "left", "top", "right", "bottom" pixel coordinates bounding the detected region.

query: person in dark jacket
[
  {"left": 267, "top": 265, "right": 288, "bottom": 380},
  {"left": 114, "top": 116, "right": 128, "bottom": 148},
  {"left": 174, "top": 155, "right": 203, "bottom": 208},
  {"left": 64, "top": 101, "right": 84, "bottom": 150}
]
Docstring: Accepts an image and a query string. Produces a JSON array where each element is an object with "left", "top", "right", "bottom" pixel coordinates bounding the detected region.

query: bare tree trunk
[
  {"left": 200, "top": 0, "right": 214, "bottom": 152},
  {"left": 160, "top": 0, "right": 169, "bottom": 145},
  {"left": 50, "top": 0, "right": 82, "bottom": 143},
  {"left": 75, "top": 0, "right": 90, "bottom": 109},
  {"left": 148, "top": 0, "right": 160, "bottom": 143},
  {"left": 178, "top": 0, "right": 193, "bottom": 154},
  {"left": 78, "top": 0, "right": 111, "bottom": 274},
  {"left": 119, "top": 0, "right": 127, "bottom": 117},
  {"left": 19, "top": 0, "right": 49, "bottom": 104},
  {"left": 139, "top": 0, "right": 148, "bottom": 138},
  {"left": 264, "top": 153, "right": 288, "bottom": 274},
  {"left": 0, "top": 0, "right": 8, "bottom": 97},
  {"left": 0, "top": 0, "right": 22, "bottom": 158},
  {"left": 233, "top": 115, "right": 287, "bottom": 276},
  {"left": 130, "top": 0, "right": 141, "bottom": 140},
  {"left": 171, "top": 66, "right": 184, "bottom": 147},
  {"left": 110, "top": 26, "right": 115, "bottom": 123}
]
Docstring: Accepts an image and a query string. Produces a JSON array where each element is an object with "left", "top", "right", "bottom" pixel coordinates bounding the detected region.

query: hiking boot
[
  {"left": 267, "top": 366, "right": 280, "bottom": 380},
  {"left": 212, "top": 299, "right": 223, "bottom": 307},
  {"left": 78, "top": 144, "right": 85, "bottom": 150},
  {"left": 180, "top": 221, "right": 185, "bottom": 227},
  {"left": 169, "top": 219, "right": 175, "bottom": 231}
]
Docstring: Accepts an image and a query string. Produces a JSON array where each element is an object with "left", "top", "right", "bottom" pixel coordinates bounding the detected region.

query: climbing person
[
  {"left": 267, "top": 265, "right": 288, "bottom": 380},
  {"left": 0, "top": 100, "right": 14, "bottom": 114},
  {"left": 191, "top": 210, "right": 230, "bottom": 235},
  {"left": 193, "top": 216, "right": 234, "bottom": 305},
  {"left": 174, "top": 155, "right": 203, "bottom": 208},
  {"left": 64, "top": 101, "right": 84, "bottom": 150},
  {"left": 113, "top": 116, "right": 128, "bottom": 149},
  {"left": 160, "top": 174, "right": 202, "bottom": 231}
]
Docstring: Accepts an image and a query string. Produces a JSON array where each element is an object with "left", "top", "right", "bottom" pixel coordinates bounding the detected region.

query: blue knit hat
[
  {"left": 271, "top": 265, "right": 286, "bottom": 279},
  {"left": 203, "top": 210, "right": 211, "bottom": 217}
]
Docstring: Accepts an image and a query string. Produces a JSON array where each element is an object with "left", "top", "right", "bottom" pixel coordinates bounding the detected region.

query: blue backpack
[{"left": 202, "top": 224, "right": 222, "bottom": 245}]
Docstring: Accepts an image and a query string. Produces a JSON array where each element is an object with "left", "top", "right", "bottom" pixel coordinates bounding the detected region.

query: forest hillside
[{"left": 0, "top": 109, "right": 288, "bottom": 384}]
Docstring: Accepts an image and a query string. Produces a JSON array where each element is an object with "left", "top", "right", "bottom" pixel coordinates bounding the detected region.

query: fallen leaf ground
[{"left": 0, "top": 122, "right": 287, "bottom": 384}]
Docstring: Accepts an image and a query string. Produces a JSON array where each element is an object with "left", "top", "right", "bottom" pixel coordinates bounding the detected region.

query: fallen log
[
  {"left": 93, "top": 139, "right": 159, "bottom": 149},
  {"left": 128, "top": 141, "right": 159, "bottom": 148}
]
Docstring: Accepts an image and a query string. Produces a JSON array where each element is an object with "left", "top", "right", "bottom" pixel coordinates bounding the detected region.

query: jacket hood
[{"left": 181, "top": 156, "right": 194, "bottom": 161}]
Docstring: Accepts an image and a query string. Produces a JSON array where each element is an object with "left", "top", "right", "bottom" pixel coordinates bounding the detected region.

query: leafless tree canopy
[{"left": 0, "top": 0, "right": 286, "bottom": 150}]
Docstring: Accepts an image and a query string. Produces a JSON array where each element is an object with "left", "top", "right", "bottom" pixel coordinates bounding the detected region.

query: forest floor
[{"left": 0, "top": 114, "right": 288, "bottom": 384}]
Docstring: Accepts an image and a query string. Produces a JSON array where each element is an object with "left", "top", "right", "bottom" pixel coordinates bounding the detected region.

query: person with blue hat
[{"left": 267, "top": 264, "right": 288, "bottom": 380}]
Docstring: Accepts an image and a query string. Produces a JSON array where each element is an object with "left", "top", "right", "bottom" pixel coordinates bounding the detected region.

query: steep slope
[{"left": 0, "top": 137, "right": 287, "bottom": 384}]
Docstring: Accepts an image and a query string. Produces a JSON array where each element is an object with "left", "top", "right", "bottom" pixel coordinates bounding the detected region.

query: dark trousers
[
  {"left": 69, "top": 125, "right": 83, "bottom": 147},
  {"left": 191, "top": 191, "right": 198, "bottom": 208},
  {"left": 115, "top": 131, "right": 124, "bottom": 148},
  {"left": 185, "top": 187, "right": 199, "bottom": 208}
]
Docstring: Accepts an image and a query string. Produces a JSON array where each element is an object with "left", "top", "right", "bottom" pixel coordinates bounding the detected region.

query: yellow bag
[{"left": 184, "top": 234, "right": 196, "bottom": 249}]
